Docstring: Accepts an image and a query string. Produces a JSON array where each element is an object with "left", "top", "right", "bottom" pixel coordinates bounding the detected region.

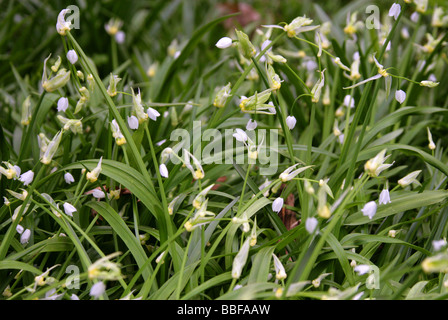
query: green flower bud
[{"left": 235, "top": 30, "right": 256, "bottom": 60}]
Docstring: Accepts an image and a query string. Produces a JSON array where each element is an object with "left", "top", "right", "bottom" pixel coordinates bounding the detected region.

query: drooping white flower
[
  {"left": 20, "top": 229, "right": 31, "bottom": 244},
  {"left": 343, "top": 95, "right": 355, "bottom": 108},
  {"left": 147, "top": 107, "right": 161, "bottom": 121},
  {"left": 57, "top": 97, "right": 69, "bottom": 112},
  {"left": 91, "top": 189, "right": 106, "bottom": 199},
  {"left": 233, "top": 128, "right": 248, "bottom": 142},
  {"left": 388, "top": 3, "right": 401, "bottom": 20},
  {"left": 159, "top": 163, "right": 169, "bottom": 178},
  {"left": 64, "top": 172, "right": 75, "bottom": 184},
  {"left": 66, "top": 50, "right": 78, "bottom": 65},
  {"left": 286, "top": 116, "right": 297, "bottom": 130},
  {"left": 246, "top": 119, "right": 257, "bottom": 131},
  {"left": 305, "top": 217, "right": 318, "bottom": 234},
  {"left": 432, "top": 239, "right": 447, "bottom": 251},
  {"left": 86, "top": 157, "right": 103, "bottom": 183},
  {"left": 115, "top": 31, "right": 125, "bottom": 44},
  {"left": 272, "top": 197, "right": 284, "bottom": 213},
  {"left": 398, "top": 170, "right": 422, "bottom": 188},
  {"left": 16, "top": 224, "right": 24, "bottom": 234},
  {"left": 395, "top": 90, "right": 406, "bottom": 104},
  {"left": 63, "top": 202, "right": 77, "bottom": 217},
  {"left": 361, "top": 201, "right": 377, "bottom": 220},
  {"left": 379, "top": 188, "right": 391, "bottom": 205},
  {"left": 354, "top": 264, "right": 371, "bottom": 275},
  {"left": 90, "top": 281, "right": 106, "bottom": 299},
  {"left": 127, "top": 115, "right": 139, "bottom": 130},
  {"left": 411, "top": 11, "right": 420, "bottom": 23},
  {"left": 19, "top": 170, "right": 34, "bottom": 186},
  {"left": 215, "top": 37, "right": 233, "bottom": 49},
  {"left": 0, "top": 162, "right": 21, "bottom": 180},
  {"left": 427, "top": 127, "right": 436, "bottom": 150}
]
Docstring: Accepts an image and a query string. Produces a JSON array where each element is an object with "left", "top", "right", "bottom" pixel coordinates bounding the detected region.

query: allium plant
[{"left": 1, "top": 0, "right": 448, "bottom": 301}]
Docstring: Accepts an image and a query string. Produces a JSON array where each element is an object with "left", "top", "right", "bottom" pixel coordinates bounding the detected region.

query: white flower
[
  {"left": 395, "top": 90, "right": 406, "bottom": 104},
  {"left": 127, "top": 115, "right": 139, "bottom": 130},
  {"left": 411, "top": 12, "right": 419, "bottom": 23},
  {"left": 193, "top": 184, "right": 215, "bottom": 209},
  {"left": 0, "top": 162, "right": 21, "bottom": 180},
  {"left": 70, "top": 294, "right": 80, "bottom": 300},
  {"left": 272, "top": 197, "right": 284, "bottom": 213},
  {"left": 420, "top": 80, "right": 439, "bottom": 88},
  {"left": 361, "top": 201, "right": 377, "bottom": 220},
  {"left": 19, "top": 170, "right": 34, "bottom": 186},
  {"left": 427, "top": 127, "right": 436, "bottom": 150},
  {"left": 432, "top": 239, "right": 447, "bottom": 251},
  {"left": 20, "top": 229, "right": 31, "bottom": 244},
  {"left": 159, "top": 163, "right": 169, "bottom": 178},
  {"left": 354, "top": 264, "right": 371, "bottom": 275},
  {"left": 64, "top": 172, "right": 75, "bottom": 184},
  {"left": 231, "top": 238, "right": 251, "bottom": 279},
  {"left": 279, "top": 163, "right": 313, "bottom": 182},
  {"left": 92, "top": 189, "right": 106, "bottom": 199},
  {"left": 182, "top": 149, "right": 205, "bottom": 180},
  {"left": 305, "top": 217, "right": 318, "bottom": 234},
  {"left": 56, "top": 9, "right": 72, "bottom": 35},
  {"left": 379, "top": 188, "right": 391, "bottom": 205},
  {"left": 90, "top": 281, "right": 106, "bottom": 299},
  {"left": 215, "top": 37, "right": 233, "bottom": 49},
  {"left": 63, "top": 202, "right": 77, "bottom": 217},
  {"left": 40, "top": 130, "right": 63, "bottom": 165},
  {"left": 246, "top": 119, "right": 257, "bottom": 131},
  {"left": 115, "top": 31, "right": 125, "bottom": 44},
  {"left": 233, "top": 128, "right": 248, "bottom": 142},
  {"left": 398, "top": 170, "right": 422, "bottom": 187},
  {"left": 86, "top": 157, "right": 103, "bottom": 183},
  {"left": 364, "top": 149, "right": 394, "bottom": 177},
  {"left": 343, "top": 95, "right": 355, "bottom": 108},
  {"left": 286, "top": 116, "right": 297, "bottom": 130},
  {"left": 66, "top": 50, "right": 78, "bottom": 65},
  {"left": 272, "top": 254, "right": 287, "bottom": 280},
  {"left": 57, "top": 97, "right": 69, "bottom": 112},
  {"left": 16, "top": 224, "right": 24, "bottom": 234},
  {"left": 388, "top": 3, "right": 401, "bottom": 20},
  {"left": 147, "top": 107, "right": 161, "bottom": 121}
]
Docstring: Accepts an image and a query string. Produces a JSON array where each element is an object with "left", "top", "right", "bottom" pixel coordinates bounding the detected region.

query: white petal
[
  {"left": 16, "top": 224, "right": 24, "bottom": 234},
  {"left": 395, "top": 90, "right": 406, "bottom": 104},
  {"left": 354, "top": 264, "right": 370, "bottom": 275},
  {"left": 127, "top": 115, "right": 139, "bottom": 130},
  {"left": 90, "top": 281, "right": 106, "bottom": 298},
  {"left": 67, "top": 50, "right": 78, "bottom": 65},
  {"left": 215, "top": 37, "right": 233, "bottom": 49},
  {"left": 343, "top": 95, "right": 355, "bottom": 108},
  {"left": 159, "top": 163, "right": 169, "bottom": 178},
  {"left": 305, "top": 217, "right": 318, "bottom": 234},
  {"left": 115, "top": 31, "right": 125, "bottom": 44},
  {"left": 233, "top": 128, "right": 248, "bottom": 142},
  {"left": 20, "top": 229, "right": 31, "bottom": 244},
  {"left": 19, "top": 170, "right": 34, "bottom": 186},
  {"left": 64, "top": 172, "right": 75, "bottom": 184},
  {"left": 388, "top": 3, "right": 401, "bottom": 20},
  {"left": 361, "top": 201, "right": 377, "bottom": 220},
  {"left": 272, "top": 197, "right": 284, "bottom": 212},
  {"left": 92, "top": 189, "right": 106, "bottom": 199},
  {"left": 246, "top": 119, "right": 257, "bottom": 131},
  {"left": 147, "top": 107, "right": 161, "bottom": 121},
  {"left": 63, "top": 202, "right": 77, "bottom": 216},
  {"left": 286, "top": 116, "right": 297, "bottom": 130},
  {"left": 57, "top": 97, "right": 69, "bottom": 112},
  {"left": 379, "top": 189, "right": 391, "bottom": 205}
]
